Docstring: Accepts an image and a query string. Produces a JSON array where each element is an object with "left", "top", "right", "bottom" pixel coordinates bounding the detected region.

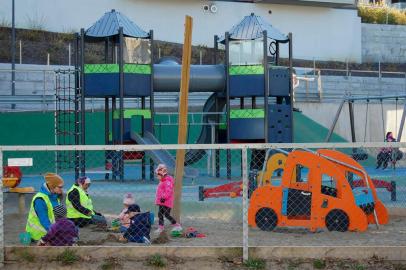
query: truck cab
[{"left": 248, "top": 149, "right": 389, "bottom": 232}]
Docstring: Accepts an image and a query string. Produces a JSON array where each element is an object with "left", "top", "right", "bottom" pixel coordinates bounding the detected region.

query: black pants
[
  {"left": 158, "top": 205, "right": 177, "bottom": 226},
  {"left": 376, "top": 152, "right": 391, "bottom": 169}
]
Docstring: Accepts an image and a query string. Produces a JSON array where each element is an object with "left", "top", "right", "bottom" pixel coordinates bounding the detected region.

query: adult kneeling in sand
[
  {"left": 26, "top": 173, "right": 64, "bottom": 242},
  {"left": 66, "top": 176, "right": 106, "bottom": 227}
]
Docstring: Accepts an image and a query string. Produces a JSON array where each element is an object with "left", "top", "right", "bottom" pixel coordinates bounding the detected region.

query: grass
[
  {"left": 243, "top": 258, "right": 266, "bottom": 270},
  {"left": 358, "top": 4, "right": 406, "bottom": 25},
  {"left": 354, "top": 264, "right": 365, "bottom": 270},
  {"left": 56, "top": 249, "right": 80, "bottom": 265},
  {"left": 146, "top": 254, "right": 166, "bottom": 268},
  {"left": 313, "top": 259, "right": 326, "bottom": 269},
  {"left": 18, "top": 250, "right": 35, "bottom": 263},
  {"left": 100, "top": 257, "right": 122, "bottom": 270}
]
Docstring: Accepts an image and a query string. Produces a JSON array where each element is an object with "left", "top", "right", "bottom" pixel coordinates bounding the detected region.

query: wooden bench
[{"left": 5, "top": 187, "right": 35, "bottom": 215}]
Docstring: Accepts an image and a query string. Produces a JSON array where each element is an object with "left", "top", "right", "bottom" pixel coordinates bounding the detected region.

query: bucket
[{"left": 19, "top": 232, "right": 31, "bottom": 245}]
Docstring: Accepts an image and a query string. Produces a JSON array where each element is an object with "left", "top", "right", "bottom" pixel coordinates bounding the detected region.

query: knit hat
[
  {"left": 155, "top": 164, "right": 168, "bottom": 176},
  {"left": 44, "top": 173, "right": 64, "bottom": 189},
  {"left": 53, "top": 205, "right": 67, "bottom": 219},
  {"left": 77, "top": 176, "right": 91, "bottom": 185},
  {"left": 123, "top": 193, "right": 135, "bottom": 205}
]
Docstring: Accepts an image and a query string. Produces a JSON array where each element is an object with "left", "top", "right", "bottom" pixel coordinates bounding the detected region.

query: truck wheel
[
  {"left": 325, "top": 209, "right": 349, "bottom": 232},
  {"left": 255, "top": 208, "right": 277, "bottom": 231}
]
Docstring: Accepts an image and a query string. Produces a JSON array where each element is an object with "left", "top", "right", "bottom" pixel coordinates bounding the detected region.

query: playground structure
[
  {"left": 55, "top": 10, "right": 294, "bottom": 180},
  {"left": 248, "top": 149, "right": 389, "bottom": 232}
]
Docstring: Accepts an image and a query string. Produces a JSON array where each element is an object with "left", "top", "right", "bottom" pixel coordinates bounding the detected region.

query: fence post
[
  {"left": 19, "top": 40, "right": 22, "bottom": 64},
  {"left": 0, "top": 149, "right": 4, "bottom": 266},
  {"left": 242, "top": 146, "right": 249, "bottom": 261},
  {"left": 68, "top": 43, "right": 71, "bottom": 66}
]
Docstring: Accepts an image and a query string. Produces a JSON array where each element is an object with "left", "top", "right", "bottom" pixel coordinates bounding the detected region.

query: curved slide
[
  {"left": 184, "top": 93, "right": 226, "bottom": 165},
  {"left": 130, "top": 131, "right": 199, "bottom": 179},
  {"left": 130, "top": 93, "right": 225, "bottom": 176}
]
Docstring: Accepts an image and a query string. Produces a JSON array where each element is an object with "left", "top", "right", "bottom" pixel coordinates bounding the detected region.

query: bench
[{"left": 5, "top": 187, "right": 35, "bottom": 215}]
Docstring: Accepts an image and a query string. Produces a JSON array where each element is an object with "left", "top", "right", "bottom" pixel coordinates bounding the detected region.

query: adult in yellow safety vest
[
  {"left": 26, "top": 173, "right": 64, "bottom": 241},
  {"left": 66, "top": 176, "right": 106, "bottom": 227}
]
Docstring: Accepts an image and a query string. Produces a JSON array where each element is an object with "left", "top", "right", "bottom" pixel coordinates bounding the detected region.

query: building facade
[{"left": 0, "top": 0, "right": 361, "bottom": 62}]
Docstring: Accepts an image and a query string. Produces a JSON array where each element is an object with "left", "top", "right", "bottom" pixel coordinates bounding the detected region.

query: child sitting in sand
[
  {"left": 111, "top": 204, "right": 151, "bottom": 244},
  {"left": 117, "top": 193, "right": 140, "bottom": 233}
]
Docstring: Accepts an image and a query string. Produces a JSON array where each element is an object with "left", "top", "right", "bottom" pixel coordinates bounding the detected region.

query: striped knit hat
[{"left": 53, "top": 205, "right": 67, "bottom": 219}]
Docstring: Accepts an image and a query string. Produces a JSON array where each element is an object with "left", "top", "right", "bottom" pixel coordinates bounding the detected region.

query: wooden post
[{"left": 172, "top": 16, "right": 193, "bottom": 222}]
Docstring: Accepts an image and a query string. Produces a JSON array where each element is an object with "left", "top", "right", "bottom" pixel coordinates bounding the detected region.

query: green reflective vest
[
  {"left": 25, "top": 192, "right": 58, "bottom": 241},
  {"left": 66, "top": 185, "right": 94, "bottom": 219}
]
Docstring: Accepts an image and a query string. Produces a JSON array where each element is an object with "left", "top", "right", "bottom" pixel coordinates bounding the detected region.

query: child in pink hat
[{"left": 154, "top": 164, "right": 182, "bottom": 234}]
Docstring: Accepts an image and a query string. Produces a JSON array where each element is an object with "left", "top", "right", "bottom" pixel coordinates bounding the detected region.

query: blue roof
[
  {"left": 219, "top": 13, "right": 288, "bottom": 43},
  {"left": 85, "top": 9, "right": 149, "bottom": 39}
]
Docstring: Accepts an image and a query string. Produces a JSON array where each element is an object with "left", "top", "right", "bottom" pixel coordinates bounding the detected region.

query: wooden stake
[{"left": 172, "top": 16, "right": 193, "bottom": 222}]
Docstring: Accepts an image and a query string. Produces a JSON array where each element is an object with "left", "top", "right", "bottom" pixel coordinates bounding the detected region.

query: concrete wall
[
  {"left": 0, "top": 0, "right": 361, "bottom": 62},
  {"left": 297, "top": 101, "right": 406, "bottom": 142},
  {"left": 362, "top": 23, "right": 406, "bottom": 63}
]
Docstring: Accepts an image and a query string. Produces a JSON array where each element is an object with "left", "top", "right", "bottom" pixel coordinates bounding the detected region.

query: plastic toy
[{"left": 248, "top": 149, "right": 389, "bottom": 232}]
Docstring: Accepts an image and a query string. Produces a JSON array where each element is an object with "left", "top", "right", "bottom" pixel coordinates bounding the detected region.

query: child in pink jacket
[{"left": 154, "top": 164, "right": 182, "bottom": 234}]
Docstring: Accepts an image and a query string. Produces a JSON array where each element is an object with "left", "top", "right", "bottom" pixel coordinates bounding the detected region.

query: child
[
  {"left": 118, "top": 193, "right": 140, "bottom": 233},
  {"left": 154, "top": 164, "right": 182, "bottom": 234},
  {"left": 116, "top": 204, "right": 151, "bottom": 244},
  {"left": 38, "top": 205, "right": 78, "bottom": 246}
]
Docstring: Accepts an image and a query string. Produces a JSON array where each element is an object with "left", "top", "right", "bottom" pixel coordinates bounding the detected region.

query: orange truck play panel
[{"left": 248, "top": 149, "right": 389, "bottom": 232}]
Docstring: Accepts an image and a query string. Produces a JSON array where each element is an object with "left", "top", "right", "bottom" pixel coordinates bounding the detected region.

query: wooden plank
[{"left": 173, "top": 15, "right": 193, "bottom": 222}]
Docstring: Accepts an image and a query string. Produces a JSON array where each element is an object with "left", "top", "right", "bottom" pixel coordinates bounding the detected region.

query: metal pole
[
  {"left": 80, "top": 28, "right": 86, "bottom": 175},
  {"left": 397, "top": 103, "right": 406, "bottom": 142},
  {"left": 149, "top": 28, "right": 155, "bottom": 183},
  {"left": 11, "top": 0, "right": 16, "bottom": 109},
  {"left": 275, "top": 42, "right": 279, "bottom": 65},
  {"left": 325, "top": 99, "right": 345, "bottom": 142},
  {"left": 119, "top": 27, "right": 124, "bottom": 180},
  {"left": 225, "top": 32, "right": 231, "bottom": 180},
  {"left": 19, "top": 40, "right": 22, "bottom": 64},
  {"left": 74, "top": 33, "right": 80, "bottom": 179},
  {"left": 288, "top": 32, "right": 294, "bottom": 142},
  {"left": 263, "top": 30, "right": 269, "bottom": 143},
  {"left": 242, "top": 147, "right": 249, "bottom": 262},
  {"left": 104, "top": 37, "right": 109, "bottom": 180},
  {"left": 213, "top": 35, "right": 218, "bottom": 64},
  {"left": 349, "top": 101, "right": 356, "bottom": 142},
  {"left": 150, "top": 30, "right": 155, "bottom": 135},
  {"left": 68, "top": 43, "right": 71, "bottom": 66}
]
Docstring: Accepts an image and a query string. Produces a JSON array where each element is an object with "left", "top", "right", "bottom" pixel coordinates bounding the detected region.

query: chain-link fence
[{"left": 1, "top": 142, "right": 406, "bottom": 261}]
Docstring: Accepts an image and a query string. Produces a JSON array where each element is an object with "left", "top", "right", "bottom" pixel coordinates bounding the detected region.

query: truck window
[
  {"left": 321, "top": 174, "right": 337, "bottom": 197},
  {"left": 294, "top": 164, "right": 309, "bottom": 183}
]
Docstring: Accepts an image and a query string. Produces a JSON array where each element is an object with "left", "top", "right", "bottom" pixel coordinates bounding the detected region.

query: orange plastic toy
[
  {"left": 248, "top": 149, "right": 389, "bottom": 232},
  {"left": 2, "top": 166, "right": 22, "bottom": 188}
]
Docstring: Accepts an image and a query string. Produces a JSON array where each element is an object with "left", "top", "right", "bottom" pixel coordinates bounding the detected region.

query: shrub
[{"left": 358, "top": 4, "right": 406, "bottom": 25}]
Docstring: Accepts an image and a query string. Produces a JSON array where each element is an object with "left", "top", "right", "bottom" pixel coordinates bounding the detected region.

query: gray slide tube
[{"left": 153, "top": 64, "right": 226, "bottom": 92}]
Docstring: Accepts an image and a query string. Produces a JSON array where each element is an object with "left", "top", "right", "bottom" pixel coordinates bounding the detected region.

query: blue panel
[
  {"left": 269, "top": 68, "right": 290, "bottom": 97},
  {"left": 230, "top": 118, "right": 264, "bottom": 140},
  {"left": 282, "top": 188, "right": 288, "bottom": 216},
  {"left": 84, "top": 73, "right": 119, "bottom": 97},
  {"left": 229, "top": 75, "right": 264, "bottom": 97},
  {"left": 352, "top": 187, "right": 374, "bottom": 206},
  {"left": 112, "top": 119, "right": 132, "bottom": 141},
  {"left": 144, "top": 119, "right": 153, "bottom": 133},
  {"left": 268, "top": 104, "right": 292, "bottom": 143},
  {"left": 124, "top": 74, "right": 151, "bottom": 97}
]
